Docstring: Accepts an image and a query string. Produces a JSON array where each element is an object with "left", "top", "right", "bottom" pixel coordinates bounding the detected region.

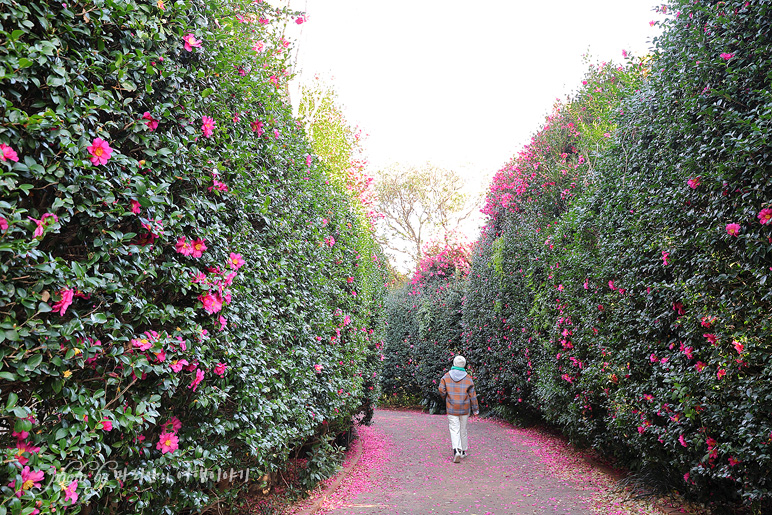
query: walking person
[{"left": 438, "top": 355, "right": 479, "bottom": 463}]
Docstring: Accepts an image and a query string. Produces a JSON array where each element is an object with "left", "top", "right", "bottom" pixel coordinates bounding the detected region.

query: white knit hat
[{"left": 453, "top": 355, "right": 466, "bottom": 368}]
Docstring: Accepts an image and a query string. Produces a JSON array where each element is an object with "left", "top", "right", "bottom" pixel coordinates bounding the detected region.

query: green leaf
[{"left": 26, "top": 354, "right": 43, "bottom": 370}]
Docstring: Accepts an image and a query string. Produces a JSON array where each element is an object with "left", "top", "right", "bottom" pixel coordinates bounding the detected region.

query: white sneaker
[
  {"left": 461, "top": 450, "right": 467, "bottom": 459},
  {"left": 453, "top": 450, "right": 462, "bottom": 463}
]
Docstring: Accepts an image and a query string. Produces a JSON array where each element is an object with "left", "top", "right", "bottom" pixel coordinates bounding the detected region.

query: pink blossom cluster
[{"left": 411, "top": 236, "right": 473, "bottom": 288}]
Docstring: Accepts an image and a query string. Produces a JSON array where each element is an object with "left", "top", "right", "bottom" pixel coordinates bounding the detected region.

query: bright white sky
[
  {"left": 288, "top": 0, "right": 664, "bottom": 186},
  {"left": 285, "top": 0, "right": 663, "bottom": 271}
]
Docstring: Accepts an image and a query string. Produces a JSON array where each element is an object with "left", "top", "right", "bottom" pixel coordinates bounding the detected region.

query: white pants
[{"left": 447, "top": 414, "right": 469, "bottom": 451}]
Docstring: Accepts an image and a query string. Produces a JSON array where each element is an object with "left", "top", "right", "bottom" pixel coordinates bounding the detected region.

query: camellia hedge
[
  {"left": 382, "top": 0, "right": 771, "bottom": 509},
  {"left": 0, "top": 0, "right": 386, "bottom": 514}
]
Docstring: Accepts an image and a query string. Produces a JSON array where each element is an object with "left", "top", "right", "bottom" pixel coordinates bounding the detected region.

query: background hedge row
[
  {"left": 0, "top": 0, "right": 386, "bottom": 513},
  {"left": 382, "top": 0, "right": 771, "bottom": 509}
]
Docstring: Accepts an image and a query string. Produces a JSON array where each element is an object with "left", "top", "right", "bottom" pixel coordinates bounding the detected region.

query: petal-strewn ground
[{"left": 293, "top": 409, "right": 702, "bottom": 515}]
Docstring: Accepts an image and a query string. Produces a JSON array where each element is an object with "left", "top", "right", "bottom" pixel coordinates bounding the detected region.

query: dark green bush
[
  {"left": 383, "top": 0, "right": 772, "bottom": 508},
  {"left": 0, "top": 0, "right": 386, "bottom": 513}
]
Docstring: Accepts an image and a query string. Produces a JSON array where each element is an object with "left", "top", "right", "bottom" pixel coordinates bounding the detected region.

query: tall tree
[{"left": 375, "top": 163, "right": 474, "bottom": 269}]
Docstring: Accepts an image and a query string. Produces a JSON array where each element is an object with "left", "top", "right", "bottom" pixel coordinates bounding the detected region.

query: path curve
[{"left": 312, "top": 409, "right": 687, "bottom": 515}]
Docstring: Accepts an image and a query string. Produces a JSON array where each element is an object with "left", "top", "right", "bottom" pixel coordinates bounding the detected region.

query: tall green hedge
[
  {"left": 0, "top": 0, "right": 386, "bottom": 513},
  {"left": 382, "top": 0, "right": 772, "bottom": 508}
]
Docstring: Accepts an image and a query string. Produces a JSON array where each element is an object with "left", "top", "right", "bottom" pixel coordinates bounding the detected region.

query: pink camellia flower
[
  {"left": 131, "top": 337, "right": 153, "bottom": 351},
  {"left": 250, "top": 120, "right": 264, "bottom": 136},
  {"left": 726, "top": 223, "right": 740, "bottom": 236},
  {"left": 325, "top": 236, "right": 335, "bottom": 247},
  {"left": 218, "top": 315, "right": 227, "bottom": 331},
  {"left": 0, "top": 217, "right": 7, "bottom": 232},
  {"left": 313, "top": 364, "right": 323, "bottom": 374},
  {"left": 305, "top": 154, "right": 313, "bottom": 167},
  {"left": 0, "top": 143, "right": 19, "bottom": 162},
  {"left": 155, "top": 349, "right": 166, "bottom": 362},
  {"left": 733, "top": 340, "right": 744, "bottom": 354},
  {"left": 9, "top": 466, "right": 45, "bottom": 498},
  {"left": 717, "top": 368, "right": 726, "bottom": 379},
  {"left": 87, "top": 138, "right": 113, "bottom": 165},
  {"left": 687, "top": 176, "right": 701, "bottom": 189},
  {"left": 343, "top": 314, "right": 351, "bottom": 326},
  {"left": 273, "top": 128, "right": 280, "bottom": 139},
  {"left": 228, "top": 252, "right": 245, "bottom": 270},
  {"left": 183, "top": 33, "right": 202, "bottom": 51},
  {"left": 63, "top": 480, "right": 78, "bottom": 505},
  {"left": 51, "top": 287, "right": 75, "bottom": 316},
  {"left": 703, "top": 333, "right": 718, "bottom": 345},
  {"left": 213, "top": 363, "right": 227, "bottom": 376},
  {"left": 14, "top": 441, "right": 41, "bottom": 466},
  {"left": 679, "top": 435, "right": 688, "bottom": 447},
  {"left": 728, "top": 456, "right": 740, "bottom": 466},
  {"left": 269, "top": 75, "right": 279, "bottom": 87},
  {"left": 295, "top": 15, "right": 306, "bottom": 24},
  {"left": 130, "top": 199, "right": 141, "bottom": 214},
  {"left": 695, "top": 361, "right": 707, "bottom": 372},
  {"left": 662, "top": 251, "right": 669, "bottom": 266},
  {"left": 720, "top": 52, "right": 735, "bottom": 60},
  {"left": 650, "top": 353, "right": 659, "bottom": 363},
  {"left": 28, "top": 213, "right": 58, "bottom": 238},
  {"left": 252, "top": 40, "right": 266, "bottom": 52},
  {"left": 347, "top": 276, "right": 354, "bottom": 283},
  {"left": 233, "top": 111, "right": 240, "bottom": 123},
  {"left": 188, "top": 369, "right": 204, "bottom": 391},
  {"left": 163, "top": 416, "right": 182, "bottom": 433},
  {"left": 142, "top": 112, "right": 159, "bottom": 131},
  {"left": 175, "top": 236, "right": 193, "bottom": 256},
  {"left": 199, "top": 292, "right": 223, "bottom": 314},
  {"left": 156, "top": 432, "right": 179, "bottom": 454},
  {"left": 170, "top": 359, "right": 189, "bottom": 372},
  {"left": 201, "top": 116, "right": 215, "bottom": 138},
  {"left": 99, "top": 419, "right": 113, "bottom": 431},
  {"left": 608, "top": 280, "right": 615, "bottom": 290},
  {"left": 191, "top": 238, "right": 207, "bottom": 258},
  {"left": 758, "top": 208, "right": 772, "bottom": 225}
]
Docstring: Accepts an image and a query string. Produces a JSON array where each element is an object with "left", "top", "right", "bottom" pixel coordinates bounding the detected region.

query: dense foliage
[
  {"left": 382, "top": 0, "right": 772, "bottom": 509},
  {"left": 0, "top": 0, "right": 386, "bottom": 513}
]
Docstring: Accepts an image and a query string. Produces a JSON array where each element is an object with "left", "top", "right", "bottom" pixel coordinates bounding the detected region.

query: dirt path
[{"left": 306, "top": 409, "right": 683, "bottom": 515}]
